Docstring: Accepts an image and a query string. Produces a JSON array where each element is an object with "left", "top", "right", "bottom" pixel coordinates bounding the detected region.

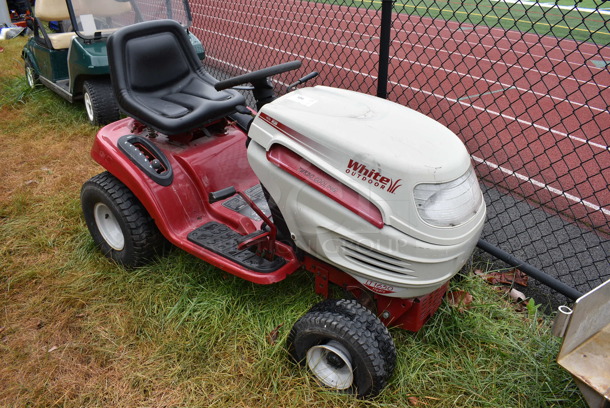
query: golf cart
[
  {"left": 21, "top": 0, "right": 205, "bottom": 125},
  {"left": 80, "top": 20, "right": 486, "bottom": 397}
]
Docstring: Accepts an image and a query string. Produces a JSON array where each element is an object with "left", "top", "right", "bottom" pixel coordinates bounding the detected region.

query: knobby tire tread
[
  {"left": 306, "top": 299, "right": 397, "bottom": 374},
  {"left": 84, "top": 79, "right": 120, "bottom": 126},
  {"left": 82, "top": 171, "right": 163, "bottom": 267},
  {"left": 288, "top": 299, "right": 396, "bottom": 398}
]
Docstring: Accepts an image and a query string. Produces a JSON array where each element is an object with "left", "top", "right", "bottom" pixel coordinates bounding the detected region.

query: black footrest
[{"left": 187, "top": 222, "right": 285, "bottom": 273}]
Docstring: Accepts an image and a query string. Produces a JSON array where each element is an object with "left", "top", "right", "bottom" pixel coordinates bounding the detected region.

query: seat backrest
[
  {"left": 35, "top": 0, "right": 70, "bottom": 21},
  {"left": 121, "top": 29, "right": 192, "bottom": 92},
  {"left": 108, "top": 19, "right": 204, "bottom": 98},
  {"left": 107, "top": 19, "right": 245, "bottom": 135},
  {"left": 36, "top": 0, "right": 132, "bottom": 24},
  {"left": 71, "top": 0, "right": 133, "bottom": 17}
]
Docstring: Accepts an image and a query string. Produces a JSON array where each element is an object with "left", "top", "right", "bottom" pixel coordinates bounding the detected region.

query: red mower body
[
  {"left": 90, "top": 116, "right": 445, "bottom": 331},
  {"left": 90, "top": 117, "right": 300, "bottom": 285}
]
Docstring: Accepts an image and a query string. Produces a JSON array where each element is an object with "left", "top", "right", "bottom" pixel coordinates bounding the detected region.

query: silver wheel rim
[
  {"left": 26, "top": 66, "right": 35, "bottom": 88},
  {"left": 306, "top": 340, "right": 354, "bottom": 390},
  {"left": 93, "top": 202, "right": 124, "bottom": 250},
  {"left": 84, "top": 90, "right": 94, "bottom": 123}
]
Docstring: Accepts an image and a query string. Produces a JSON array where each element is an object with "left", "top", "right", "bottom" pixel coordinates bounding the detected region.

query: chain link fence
[{"left": 188, "top": 0, "right": 610, "bottom": 301}]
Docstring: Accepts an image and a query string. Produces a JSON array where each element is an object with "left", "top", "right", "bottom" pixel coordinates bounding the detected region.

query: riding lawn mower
[{"left": 80, "top": 19, "right": 486, "bottom": 397}]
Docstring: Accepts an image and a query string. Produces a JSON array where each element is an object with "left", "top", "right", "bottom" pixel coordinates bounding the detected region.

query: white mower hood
[{"left": 249, "top": 86, "right": 485, "bottom": 245}]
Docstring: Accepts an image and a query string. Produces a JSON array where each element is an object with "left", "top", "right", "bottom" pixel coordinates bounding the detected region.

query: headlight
[{"left": 414, "top": 167, "right": 483, "bottom": 227}]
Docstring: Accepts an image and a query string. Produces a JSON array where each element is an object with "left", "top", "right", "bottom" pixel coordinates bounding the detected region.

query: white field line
[{"left": 493, "top": 0, "right": 610, "bottom": 15}]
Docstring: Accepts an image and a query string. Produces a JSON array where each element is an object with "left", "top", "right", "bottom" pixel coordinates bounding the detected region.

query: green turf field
[{"left": 319, "top": 0, "right": 609, "bottom": 44}]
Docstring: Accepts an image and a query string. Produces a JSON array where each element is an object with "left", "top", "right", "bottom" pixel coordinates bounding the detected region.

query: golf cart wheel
[
  {"left": 81, "top": 172, "right": 163, "bottom": 268},
  {"left": 288, "top": 299, "right": 396, "bottom": 398},
  {"left": 83, "top": 79, "right": 120, "bottom": 126},
  {"left": 25, "top": 60, "right": 39, "bottom": 89}
]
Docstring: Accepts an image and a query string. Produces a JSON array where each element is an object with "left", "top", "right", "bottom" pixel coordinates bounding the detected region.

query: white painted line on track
[
  {"left": 201, "top": 26, "right": 610, "bottom": 152},
  {"left": 458, "top": 86, "right": 516, "bottom": 101},
  {"left": 208, "top": 0, "right": 607, "bottom": 59},
  {"left": 206, "top": 53, "right": 609, "bottom": 217},
  {"left": 196, "top": 10, "right": 608, "bottom": 115},
  {"left": 472, "top": 155, "right": 610, "bottom": 216},
  {"left": 197, "top": 7, "right": 607, "bottom": 88}
]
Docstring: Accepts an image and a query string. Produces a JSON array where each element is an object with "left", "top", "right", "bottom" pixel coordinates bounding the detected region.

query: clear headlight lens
[{"left": 414, "top": 167, "right": 483, "bottom": 227}]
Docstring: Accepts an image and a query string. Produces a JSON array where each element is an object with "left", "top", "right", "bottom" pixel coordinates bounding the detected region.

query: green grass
[
  {"left": 0, "top": 36, "right": 586, "bottom": 407},
  {"left": 314, "top": 0, "right": 609, "bottom": 44}
]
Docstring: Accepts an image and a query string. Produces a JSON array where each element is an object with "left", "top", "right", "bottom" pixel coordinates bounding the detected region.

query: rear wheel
[
  {"left": 81, "top": 172, "right": 163, "bottom": 268},
  {"left": 83, "top": 79, "right": 120, "bottom": 126},
  {"left": 288, "top": 299, "right": 396, "bottom": 398}
]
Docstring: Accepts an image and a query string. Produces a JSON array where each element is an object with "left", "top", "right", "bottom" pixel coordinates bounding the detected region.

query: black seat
[{"left": 107, "top": 19, "right": 245, "bottom": 135}]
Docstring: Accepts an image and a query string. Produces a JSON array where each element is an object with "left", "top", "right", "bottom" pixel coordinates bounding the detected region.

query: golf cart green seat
[{"left": 107, "top": 19, "right": 246, "bottom": 135}]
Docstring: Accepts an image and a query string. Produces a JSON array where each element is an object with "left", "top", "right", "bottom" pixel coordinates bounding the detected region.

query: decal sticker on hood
[{"left": 345, "top": 159, "right": 402, "bottom": 194}]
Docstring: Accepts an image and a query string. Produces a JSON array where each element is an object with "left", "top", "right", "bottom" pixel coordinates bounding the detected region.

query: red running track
[{"left": 189, "top": 0, "right": 610, "bottom": 232}]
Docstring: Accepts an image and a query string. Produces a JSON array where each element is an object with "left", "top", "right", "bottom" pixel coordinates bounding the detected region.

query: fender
[
  {"left": 67, "top": 37, "right": 110, "bottom": 96},
  {"left": 90, "top": 118, "right": 300, "bottom": 283},
  {"left": 91, "top": 118, "right": 223, "bottom": 244},
  {"left": 21, "top": 48, "right": 38, "bottom": 71}
]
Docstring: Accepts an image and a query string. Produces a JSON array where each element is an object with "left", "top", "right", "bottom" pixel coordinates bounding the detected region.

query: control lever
[{"left": 287, "top": 71, "right": 319, "bottom": 92}]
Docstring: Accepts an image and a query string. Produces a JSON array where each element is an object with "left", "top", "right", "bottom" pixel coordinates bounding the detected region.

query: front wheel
[
  {"left": 288, "top": 299, "right": 396, "bottom": 398},
  {"left": 81, "top": 172, "right": 164, "bottom": 268},
  {"left": 83, "top": 79, "right": 120, "bottom": 126},
  {"left": 25, "top": 59, "right": 39, "bottom": 89}
]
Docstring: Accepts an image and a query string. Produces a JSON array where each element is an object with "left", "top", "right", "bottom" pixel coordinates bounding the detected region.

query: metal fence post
[{"left": 377, "top": 0, "right": 395, "bottom": 99}]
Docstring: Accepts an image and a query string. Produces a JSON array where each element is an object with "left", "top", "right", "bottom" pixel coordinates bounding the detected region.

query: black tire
[
  {"left": 306, "top": 299, "right": 397, "bottom": 375},
  {"left": 83, "top": 79, "right": 120, "bottom": 126},
  {"left": 24, "top": 59, "right": 39, "bottom": 89},
  {"left": 81, "top": 172, "right": 163, "bottom": 268},
  {"left": 288, "top": 299, "right": 396, "bottom": 398}
]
